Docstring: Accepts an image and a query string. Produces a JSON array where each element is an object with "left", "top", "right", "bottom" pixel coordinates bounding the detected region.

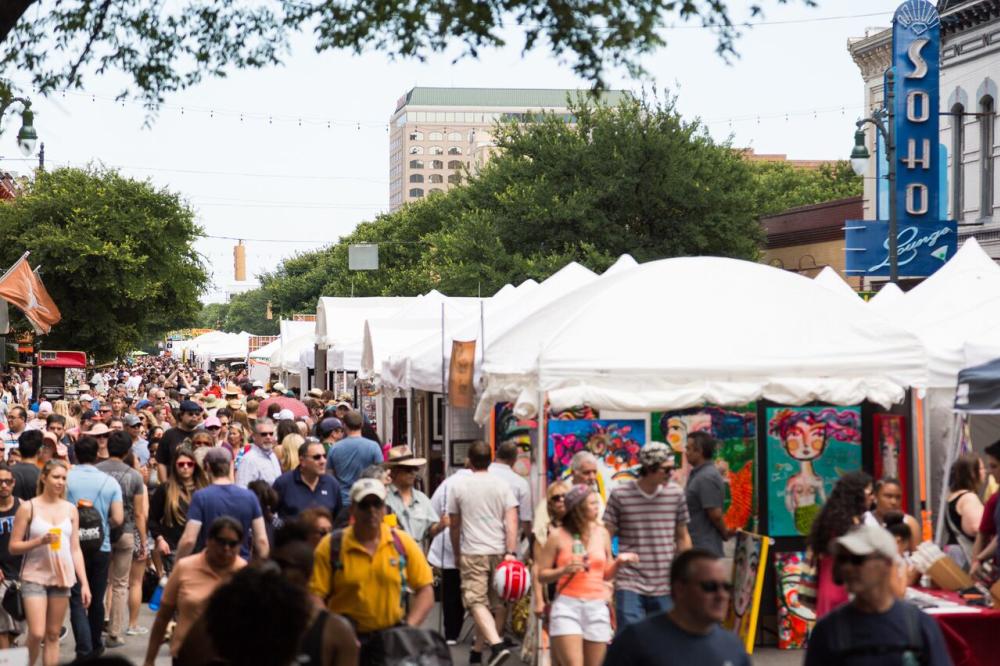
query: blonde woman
[
  {"left": 276, "top": 433, "right": 303, "bottom": 473},
  {"left": 9, "top": 461, "right": 90, "bottom": 666},
  {"left": 51, "top": 401, "right": 77, "bottom": 431}
]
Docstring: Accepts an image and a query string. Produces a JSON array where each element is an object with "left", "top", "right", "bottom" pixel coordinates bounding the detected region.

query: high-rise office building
[{"left": 389, "top": 87, "right": 626, "bottom": 210}]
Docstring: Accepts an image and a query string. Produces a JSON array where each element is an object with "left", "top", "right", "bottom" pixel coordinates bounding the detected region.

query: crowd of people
[{"left": 0, "top": 356, "right": 990, "bottom": 666}]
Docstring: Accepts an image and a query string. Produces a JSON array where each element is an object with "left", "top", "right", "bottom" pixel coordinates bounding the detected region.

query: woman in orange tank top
[{"left": 537, "top": 484, "right": 638, "bottom": 666}]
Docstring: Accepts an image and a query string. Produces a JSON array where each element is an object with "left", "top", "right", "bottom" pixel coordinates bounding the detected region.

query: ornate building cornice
[
  {"left": 941, "top": 0, "right": 1000, "bottom": 36},
  {"left": 848, "top": 29, "right": 893, "bottom": 81}
]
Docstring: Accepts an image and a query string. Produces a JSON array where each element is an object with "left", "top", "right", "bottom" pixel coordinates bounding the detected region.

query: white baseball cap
[{"left": 836, "top": 524, "right": 898, "bottom": 560}]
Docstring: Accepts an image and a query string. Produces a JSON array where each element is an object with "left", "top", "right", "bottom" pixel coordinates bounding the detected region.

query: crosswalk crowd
[{"left": 0, "top": 357, "right": 962, "bottom": 666}]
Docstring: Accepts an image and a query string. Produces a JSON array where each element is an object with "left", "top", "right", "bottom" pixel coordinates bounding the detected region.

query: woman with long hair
[
  {"left": 148, "top": 445, "right": 207, "bottom": 576},
  {"left": 298, "top": 507, "right": 334, "bottom": 548},
  {"left": 223, "top": 423, "right": 247, "bottom": 458},
  {"left": 945, "top": 453, "right": 984, "bottom": 568},
  {"left": 537, "top": 485, "right": 637, "bottom": 666},
  {"left": 51, "top": 401, "right": 76, "bottom": 431},
  {"left": 532, "top": 480, "right": 571, "bottom": 618},
  {"left": 9, "top": 461, "right": 90, "bottom": 666},
  {"left": 276, "top": 433, "right": 304, "bottom": 473},
  {"left": 806, "top": 470, "right": 873, "bottom": 618}
]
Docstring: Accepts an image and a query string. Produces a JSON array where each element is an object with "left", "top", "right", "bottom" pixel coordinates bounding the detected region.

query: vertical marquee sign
[{"left": 846, "top": 0, "right": 957, "bottom": 278}]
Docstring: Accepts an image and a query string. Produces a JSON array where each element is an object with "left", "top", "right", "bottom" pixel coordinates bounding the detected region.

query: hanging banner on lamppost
[{"left": 846, "top": 0, "right": 956, "bottom": 278}]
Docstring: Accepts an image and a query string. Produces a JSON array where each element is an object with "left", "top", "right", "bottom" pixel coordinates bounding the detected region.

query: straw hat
[{"left": 386, "top": 445, "right": 426, "bottom": 467}]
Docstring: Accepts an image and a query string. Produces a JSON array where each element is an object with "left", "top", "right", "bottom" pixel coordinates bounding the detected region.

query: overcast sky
[{"left": 0, "top": 0, "right": 902, "bottom": 302}]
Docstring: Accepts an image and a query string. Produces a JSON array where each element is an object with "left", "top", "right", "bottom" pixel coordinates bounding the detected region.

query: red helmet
[{"left": 493, "top": 559, "right": 530, "bottom": 601}]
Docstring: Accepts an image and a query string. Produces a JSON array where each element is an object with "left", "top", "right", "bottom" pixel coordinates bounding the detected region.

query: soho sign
[{"left": 893, "top": 0, "right": 941, "bottom": 221}]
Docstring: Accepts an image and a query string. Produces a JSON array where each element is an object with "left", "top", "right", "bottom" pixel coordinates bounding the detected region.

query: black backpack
[{"left": 77, "top": 477, "right": 112, "bottom": 557}]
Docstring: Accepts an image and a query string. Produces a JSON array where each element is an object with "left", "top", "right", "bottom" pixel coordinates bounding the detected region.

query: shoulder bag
[{"left": 3, "top": 498, "right": 29, "bottom": 622}]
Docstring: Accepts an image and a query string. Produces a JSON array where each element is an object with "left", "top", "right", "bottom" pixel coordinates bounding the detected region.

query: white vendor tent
[
  {"left": 868, "top": 282, "right": 904, "bottom": 311},
  {"left": 381, "top": 262, "right": 599, "bottom": 393},
  {"left": 194, "top": 331, "right": 252, "bottom": 367},
  {"left": 249, "top": 338, "right": 280, "bottom": 361},
  {"left": 813, "top": 266, "right": 861, "bottom": 304},
  {"left": 477, "top": 256, "right": 927, "bottom": 422},
  {"left": 315, "top": 297, "right": 417, "bottom": 371}
]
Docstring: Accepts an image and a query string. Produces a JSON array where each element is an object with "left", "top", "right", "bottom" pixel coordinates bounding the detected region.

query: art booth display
[
  {"left": 492, "top": 402, "right": 538, "bottom": 478},
  {"left": 765, "top": 406, "right": 862, "bottom": 537},
  {"left": 547, "top": 419, "right": 645, "bottom": 498},
  {"left": 774, "top": 551, "right": 816, "bottom": 649},
  {"left": 653, "top": 405, "right": 756, "bottom": 531},
  {"left": 723, "top": 531, "right": 769, "bottom": 654}
]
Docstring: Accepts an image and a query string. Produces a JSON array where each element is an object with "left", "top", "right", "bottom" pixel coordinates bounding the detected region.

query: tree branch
[{"left": 67, "top": 0, "right": 113, "bottom": 85}]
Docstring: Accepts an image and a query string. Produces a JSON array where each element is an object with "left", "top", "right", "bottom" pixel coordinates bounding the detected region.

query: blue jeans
[
  {"left": 614, "top": 588, "right": 672, "bottom": 634},
  {"left": 70, "top": 550, "right": 111, "bottom": 658}
]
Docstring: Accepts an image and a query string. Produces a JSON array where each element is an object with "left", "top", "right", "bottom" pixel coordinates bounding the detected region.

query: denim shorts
[{"left": 20, "top": 581, "right": 71, "bottom": 598}]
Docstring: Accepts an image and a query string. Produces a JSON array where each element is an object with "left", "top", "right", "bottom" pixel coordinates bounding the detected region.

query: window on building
[
  {"left": 952, "top": 104, "right": 964, "bottom": 220},
  {"left": 447, "top": 160, "right": 463, "bottom": 170},
  {"left": 430, "top": 188, "right": 444, "bottom": 194},
  {"left": 448, "top": 132, "right": 462, "bottom": 141},
  {"left": 429, "top": 174, "right": 444, "bottom": 184},
  {"left": 409, "top": 146, "right": 424, "bottom": 155},
  {"left": 981, "top": 96, "right": 995, "bottom": 220},
  {"left": 429, "top": 146, "right": 444, "bottom": 155},
  {"left": 409, "top": 131, "right": 424, "bottom": 141},
  {"left": 409, "top": 174, "right": 424, "bottom": 183},
  {"left": 409, "top": 159, "right": 424, "bottom": 169},
  {"left": 431, "top": 160, "right": 444, "bottom": 169},
  {"left": 448, "top": 174, "right": 461, "bottom": 184},
  {"left": 429, "top": 131, "right": 444, "bottom": 141},
  {"left": 448, "top": 146, "right": 462, "bottom": 155},
  {"left": 409, "top": 188, "right": 424, "bottom": 198}
]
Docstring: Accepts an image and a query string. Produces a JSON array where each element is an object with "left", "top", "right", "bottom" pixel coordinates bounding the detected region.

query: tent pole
[
  {"left": 537, "top": 390, "right": 547, "bottom": 508},
  {"left": 406, "top": 388, "right": 414, "bottom": 447},
  {"left": 933, "top": 409, "right": 962, "bottom": 545},
  {"left": 442, "top": 303, "right": 450, "bottom": 476}
]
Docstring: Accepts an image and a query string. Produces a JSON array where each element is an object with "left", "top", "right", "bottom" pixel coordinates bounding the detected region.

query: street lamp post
[
  {"left": 851, "top": 69, "right": 898, "bottom": 284},
  {"left": 0, "top": 86, "right": 38, "bottom": 157}
]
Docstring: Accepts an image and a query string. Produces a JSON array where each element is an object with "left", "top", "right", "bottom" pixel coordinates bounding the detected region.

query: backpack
[
  {"left": 77, "top": 477, "right": 112, "bottom": 556},
  {"left": 829, "top": 601, "right": 927, "bottom": 665},
  {"left": 328, "top": 527, "right": 451, "bottom": 666}
]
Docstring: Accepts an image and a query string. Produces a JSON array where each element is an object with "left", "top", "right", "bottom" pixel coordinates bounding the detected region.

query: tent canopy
[
  {"left": 955, "top": 357, "right": 1000, "bottom": 414},
  {"left": 249, "top": 337, "right": 281, "bottom": 360},
  {"left": 315, "top": 297, "right": 415, "bottom": 350},
  {"left": 813, "top": 266, "right": 860, "bottom": 303},
  {"left": 477, "top": 256, "right": 927, "bottom": 421}
]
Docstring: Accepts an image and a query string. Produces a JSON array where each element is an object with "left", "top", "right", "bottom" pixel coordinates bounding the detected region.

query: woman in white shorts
[
  {"left": 537, "top": 484, "right": 638, "bottom": 666},
  {"left": 9, "top": 460, "right": 90, "bottom": 666}
]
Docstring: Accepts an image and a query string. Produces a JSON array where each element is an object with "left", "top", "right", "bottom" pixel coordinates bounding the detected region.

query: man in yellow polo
[{"left": 309, "top": 478, "right": 435, "bottom": 644}]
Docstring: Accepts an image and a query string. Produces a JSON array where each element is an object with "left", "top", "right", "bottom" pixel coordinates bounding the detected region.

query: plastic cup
[{"left": 48, "top": 527, "right": 61, "bottom": 551}]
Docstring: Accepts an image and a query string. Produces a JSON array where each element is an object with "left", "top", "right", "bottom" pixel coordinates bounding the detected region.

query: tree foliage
[
  {"left": 2, "top": 0, "right": 813, "bottom": 109},
  {"left": 0, "top": 166, "right": 208, "bottom": 360},
  {"left": 199, "top": 93, "right": 857, "bottom": 333}
]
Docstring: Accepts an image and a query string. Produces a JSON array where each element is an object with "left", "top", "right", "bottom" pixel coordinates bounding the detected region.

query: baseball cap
[
  {"left": 639, "top": 441, "right": 673, "bottom": 468},
  {"left": 253, "top": 389, "right": 267, "bottom": 399},
  {"left": 123, "top": 414, "right": 142, "bottom": 427},
  {"left": 318, "top": 417, "right": 344, "bottom": 436},
  {"left": 38, "top": 401, "right": 53, "bottom": 414},
  {"left": 179, "top": 400, "right": 202, "bottom": 413},
  {"left": 350, "top": 478, "right": 387, "bottom": 504},
  {"left": 83, "top": 423, "right": 110, "bottom": 436},
  {"left": 272, "top": 382, "right": 286, "bottom": 393},
  {"left": 203, "top": 447, "right": 233, "bottom": 466},
  {"left": 80, "top": 393, "right": 94, "bottom": 402},
  {"left": 204, "top": 416, "right": 222, "bottom": 429},
  {"left": 836, "top": 524, "right": 897, "bottom": 560},
  {"left": 136, "top": 399, "right": 152, "bottom": 409},
  {"left": 276, "top": 409, "right": 295, "bottom": 421},
  {"left": 336, "top": 400, "right": 352, "bottom": 409},
  {"left": 252, "top": 380, "right": 264, "bottom": 389},
  {"left": 307, "top": 388, "right": 324, "bottom": 398}
]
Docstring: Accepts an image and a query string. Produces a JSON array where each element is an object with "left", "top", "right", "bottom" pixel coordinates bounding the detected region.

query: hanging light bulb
[{"left": 16, "top": 107, "right": 37, "bottom": 157}]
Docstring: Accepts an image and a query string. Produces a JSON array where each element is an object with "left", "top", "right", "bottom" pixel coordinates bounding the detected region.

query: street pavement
[{"left": 35, "top": 604, "right": 804, "bottom": 664}]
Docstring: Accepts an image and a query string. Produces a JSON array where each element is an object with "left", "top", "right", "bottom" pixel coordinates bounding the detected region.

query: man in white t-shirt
[{"left": 449, "top": 441, "right": 518, "bottom": 666}]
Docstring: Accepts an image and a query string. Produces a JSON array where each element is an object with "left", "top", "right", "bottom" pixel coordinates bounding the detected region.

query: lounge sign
[{"left": 846, "top": 0, "right": 956, "bottom": 277}]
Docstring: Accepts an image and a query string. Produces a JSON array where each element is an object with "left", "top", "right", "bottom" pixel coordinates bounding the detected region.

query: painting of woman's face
[
  {"left": 783, "top": 422, "right": 826, "bottom": 461},
  {"left": 733, "top": 545, "right": 760, "bottom": 617},
  {"left": 666, "top": 417, "right": 686, "bottom": 452}
]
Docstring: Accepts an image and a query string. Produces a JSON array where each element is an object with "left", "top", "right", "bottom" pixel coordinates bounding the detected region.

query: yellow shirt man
[{"left": 310, "top": 522, "right": 433, "bottom": 634}]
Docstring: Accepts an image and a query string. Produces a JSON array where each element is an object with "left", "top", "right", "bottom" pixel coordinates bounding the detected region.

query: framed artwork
[
  {"left": 654, "top": 405, "right": 757, "bottom": 531},
  {"left": 873, "top": 413, "right": 908, "bottom": 504},
  {"left": 450, "top": 439, "right": 475, "bottom": 466},
  {"left": 724, "top": 531, "right": 769, "bottom": 654},
  {"left": 774, "top": 551, "right": 816, "bottom": 649},
  {"left": 547, "top": 419, "right": 645, "bottom": 499},
  {"left": 492, "top": 402, "right": 537, "bottom": 479},
  {"left": 431, "top": 394, "right": 444, "bottom": 442},
  {"left": 765, "top": 406, "right": 862, "bottom": 537}
]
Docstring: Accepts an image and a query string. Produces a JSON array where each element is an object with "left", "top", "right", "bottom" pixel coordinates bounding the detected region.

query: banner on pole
[
  {"left": 448, "top": 340, "right": 476, "bottom": 408},
  {"left": 0, "top": 255, "right": 61, "bottom": 334}
]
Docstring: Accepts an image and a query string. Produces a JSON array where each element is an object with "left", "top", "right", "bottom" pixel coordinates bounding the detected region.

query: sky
[{"left": 0, "top": 0, "right": 905, "bottom": 302}]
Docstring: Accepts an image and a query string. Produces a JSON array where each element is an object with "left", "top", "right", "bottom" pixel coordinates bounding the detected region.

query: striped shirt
[{"left": 604, "top": 480, "right": 689, "bottom": 596}]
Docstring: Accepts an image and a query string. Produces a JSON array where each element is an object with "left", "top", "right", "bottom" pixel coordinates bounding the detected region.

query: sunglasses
[
  {"left": 550, "top": 494, "right": 566, "bottom": 502},
  {"left": 357, "top": 499, "right": 385, "bottom": 511},
  {"left": 212, "top": 536, "right": 241, "bottom": 549},
  {"left": 307, "top": 454, "right": 325, "bottom": 461},
  {"left": 176, "top": 461, "right": 196, "bottom": 469},
  {"left": 94, "top": 434, "right": 109, "bottom": 439},
  {"left": 0, "top": 479, "right": 13, "bottom": 486},
  {"left": 697, "top": 580, "right": 734, "bottom": 594},
  {"left": 836, "top": 553, "right": 870, "bottom": 567},
  {"left": 206, "top": 426, "right": 221, "bottom": 431}
]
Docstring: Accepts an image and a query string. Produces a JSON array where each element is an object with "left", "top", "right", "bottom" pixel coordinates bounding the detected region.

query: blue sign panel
[
  {"left": 893, "top": 0, "right": 941, "bottom": 228},
  {"left": 845, "top": 219, "right": 957, "bottom": 277}
]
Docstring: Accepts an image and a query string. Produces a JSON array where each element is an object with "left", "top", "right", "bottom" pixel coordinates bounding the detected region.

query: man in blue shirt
[
  {"left": 67, "top": 436, "right": 124, "bottom": 660},
  {"left": 273, "top": 440, "right": 342, "bottom": 521},
  {"left": 326, "top": 411, "right": 383, "bottom": 505},
  {"left": 176, "top": 447, "right": 270, "bottom": 560}
]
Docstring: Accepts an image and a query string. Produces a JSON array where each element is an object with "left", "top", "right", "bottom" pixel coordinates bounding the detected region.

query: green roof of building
[{"left": 396, "top": 87, "right": 628, "bottom": 111}]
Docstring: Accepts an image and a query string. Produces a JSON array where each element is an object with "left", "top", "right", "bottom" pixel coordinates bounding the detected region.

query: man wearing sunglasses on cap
[
  {"left": 804, "top": 524, "right": 951, "bottom": 666},
  {"left": 605, "top": 549, "right": 749, "bottom": 666},
  {"left": 272, "top": 441, "right": 342, "bottom": 522}
]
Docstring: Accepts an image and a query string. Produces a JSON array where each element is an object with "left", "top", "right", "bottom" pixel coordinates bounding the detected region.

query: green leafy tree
[
  {"left": 196, "top": 302, "right": 230, "bottom": 329},
  {"left": 223, "top": 289, "right": 279, "bottom": 335},
  {"left": 1, "top": 0, "right": 813, "bottom": 109},
  {"left": 0, "top": 166, "right": 208, "bottom": 360},
  {"left": 749, "top": 160, "right": 861, "bottom": 216}
]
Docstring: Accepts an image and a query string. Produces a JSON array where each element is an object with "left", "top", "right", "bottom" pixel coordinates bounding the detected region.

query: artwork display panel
[
  {"left": 873, "top": 413, "right": 908, "bottom": 504},
  {"left": 723, "top": 531, "right": 769, "bottom": 654},
  {"left": 774, "top": 551, "right": 816, "bottom": 649},
  {"left": 765, "top": 406, "right": 862, "bottom": 537},
  {"left": 547, "top": 419, "right": 645, "bottom": 498}
]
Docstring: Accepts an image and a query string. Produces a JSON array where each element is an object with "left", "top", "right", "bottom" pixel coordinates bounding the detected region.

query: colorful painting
[
  {"left": 774, "top": 551, "right": 816, "bottom": 649},
  {"left": 873, "top": 413, "right": 908, "bottom": 505},
  {"left": 547, "top": 419, "right": 645, "bottom": 497},
  {"left": 492, "top": 402, "right": 538, "bottom": 479},
  {"left": 766, "top": 406, "right": 862, "bottom": 537},
  {"left": 724, "top": 532, "right": 769, "bottom": 654},
  {"left": 654, "top": 406, "right": 756, "bottom": 531}
]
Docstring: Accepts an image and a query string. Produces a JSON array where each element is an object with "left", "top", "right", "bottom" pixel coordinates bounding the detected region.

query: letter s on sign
[{"left": 906, "top": 39, "right": 929, "bottom": 79}]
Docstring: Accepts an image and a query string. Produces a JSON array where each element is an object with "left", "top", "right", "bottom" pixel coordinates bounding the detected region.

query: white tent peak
[
  {"left": 868, "top": 282, "right": 904, "bottom": 310},
  {"left": 603, "top": 254, "right": 638, "bottom": 276},
  {"left": 813, "top": 266, "right": 859, "bottom": 301}
]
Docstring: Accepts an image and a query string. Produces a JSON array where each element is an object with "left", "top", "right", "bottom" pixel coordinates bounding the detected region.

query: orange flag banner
[
  {"left": 0, "top": 255, "right": 61, "bottom": 334},
  {"left": 448, "top": 340, "right": 477, "bottom": 409}
]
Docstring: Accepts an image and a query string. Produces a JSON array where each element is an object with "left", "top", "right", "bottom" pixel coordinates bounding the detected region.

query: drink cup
[{"left": 48, "top": 527, "right": 61, "bottom": 551}]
